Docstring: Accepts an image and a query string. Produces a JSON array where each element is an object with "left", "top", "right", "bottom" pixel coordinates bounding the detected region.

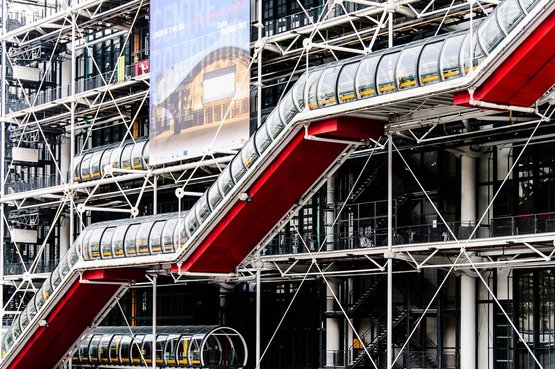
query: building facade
[{"left": 0, "top": 0, "right": 554, "bottom": 368}]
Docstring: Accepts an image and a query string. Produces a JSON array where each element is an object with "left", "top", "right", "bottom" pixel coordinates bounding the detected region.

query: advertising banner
[{"left": 150, "top": 0, "right": 250, "bottom": 165}]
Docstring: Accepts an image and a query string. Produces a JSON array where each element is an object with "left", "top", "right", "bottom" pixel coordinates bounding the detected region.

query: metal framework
[{"left": 1, "top": 0, "right": 555, "bottom": 368}]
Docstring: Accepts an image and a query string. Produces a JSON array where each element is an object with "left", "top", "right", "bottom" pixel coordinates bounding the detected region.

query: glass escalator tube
[
  {"left": 241, "top": 135, "right": 260, "bottom": 172},
  {"left": 162, "top": 216, "right": 179, "bottom": 253},
  {"left": 316, "top": 64, "right": 342, "bottom": 108},
  {"left": 418, "top": 37, "right": 444, "bottom": 85},
  {"left": 355, "top": 53, "right": 382, "bottom": 99},
  {"left": 337, "top": 60, "right": 359, "bottom": 103},
  {"left": 149, "top": 220, "right": 165, "bottom": 254},
  {"left": 136, "top": 221, "right": 155, "bottom": 256},
  {"left": 131, "top": 141, "right": 147, "bottom": 170},
  {"left": 306, "top": 67, "right": 325, "bottom": 110},
  {"left": 73, "top": 154, "right": 83, "bottom": 182},
  {"left": 124, "top": 224, "right": 140, "bottom": 257},
  {"left": 439, "top": 32, "right": 466, "bottom": 81},
  {"left": 195, "top": 193, "right": 212, "bottom": 224},
  {"left": 396, "top": 42, "right": 424, "bottom": 91},
  {"left": 230, "top": 153, "right": 248, "bottom": 184},
  {"left": 112, "top": 223, "right": 128, "bottom": 258},
  {"left": 497, "top": 0, "right": 525, "bottom": 33},
  {"left": 100, "top": 227, "right": 115, "bottom": 259}
]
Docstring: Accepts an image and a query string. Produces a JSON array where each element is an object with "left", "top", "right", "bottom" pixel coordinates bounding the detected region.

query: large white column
[
  {"left": 461, "top": 275, "right": 476, "bottom": 369},
  {"left": 326, "top": 280, "right": 341, "bottom": 367},
  {"left": 59, "top": 216, "right": 70, "bottom": 258},
  {"left": 461, "top": 154, "right": 476, "bottom": 226}
]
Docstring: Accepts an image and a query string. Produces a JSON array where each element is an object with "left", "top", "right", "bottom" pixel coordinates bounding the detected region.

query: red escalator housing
[
  {"left": 8, "top": 269, "right": 144, "bottom": 369},
  {"left": 173, "top": 117, "right": 384, "bottom": 273},
  {"left": 454, "top": 9, "right": 555, "bottom": 108}
]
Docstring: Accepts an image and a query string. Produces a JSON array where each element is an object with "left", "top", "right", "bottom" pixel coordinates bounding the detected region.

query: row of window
[
  {"left": 72, "top": 326, "right": 246, "bottom": 368},
  {"left": 73, "top": 140, "right": 149, "bottom": 182}
]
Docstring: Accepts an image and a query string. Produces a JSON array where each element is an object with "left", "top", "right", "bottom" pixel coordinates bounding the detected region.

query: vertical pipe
[
  {"left": 153, "top": 175, "right": 158, "bottom": 215},
  {"left": 326, "top": 176, "right": 335, "bottom": 251},
  {"left": 257, "top": 0, "right": 263, "bottom": 128},
  {"left": 388, "top": 1, "right": 393, "bottom": 48},
  {"left": 256, "top": 266, "right": 261, "bottom": 369},
  {"left": 0, "top": 0, "right": 7, "bottom": 352},
  {"left": 152, "top": 275, "right": 157, "bottom": 369},
  {"left": 387, "top": 135, "right": 393, "bottom": 369},
  {"left": 69, "top": 6, "right": 76, "bottom": 247}
]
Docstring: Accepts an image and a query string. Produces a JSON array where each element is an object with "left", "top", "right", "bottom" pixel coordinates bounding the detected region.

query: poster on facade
[{"left": 149, "top": 0, "right": 250, "bottom": 165}]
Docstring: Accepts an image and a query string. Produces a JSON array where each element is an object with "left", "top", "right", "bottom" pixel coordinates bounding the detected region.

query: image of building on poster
[{"left": 150, "top": 0, "right": 250, "bottom": 165}]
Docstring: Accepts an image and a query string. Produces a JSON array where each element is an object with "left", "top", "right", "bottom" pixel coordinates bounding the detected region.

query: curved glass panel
[
  {"left": 121, "top": 144, "right": 134, "bottom": 170},
  {"left": 88, "top": 228, "right": 104, "bottom": 260},
  {"left": 254, "top": 124, "right": 272, "bottom": 155},
  {"left": 440, "top": 33, "right": 465, "bottom": 80},
  {"left": 292, "top": 74, "right": 306, "bottom": 111},
  {"left": 124, "top": 224, "right": 140, "bottom": 256},
  {"left": 265, "top": 110, "right": 285, "bottom": 139},
  {"left": 131, "top": 335, "right": 145, "bottom": 364},
  {"left": 217, "top": 167, "right": 234, "bottom": 197},
  {"left": 207, "top": 182, "right": 223, "bottom": 212},
  {"left": 241, "top": 136, "right": 259, "bottom": 171},
  {"left": 100, "top": 227, "right": 115, "bottom": 259},
  {"left": 142, "top": 335, "right": 154, "bottom": 364},
  {"left": 19, "top": 310, "right": 29, "bottom": 332},
  {"left": 165, "top": 334, "right": 180, "bottom": 365},
  {"left": 397, "top": 45, "right": 422, "bottom": 90},
  {"left": 80, "top": 153, "right": 92, "bottom": 181},
  {"left": 131, "top": 141, "right": 147, "bottom": 170},
  {"left": 120, "top": 336, "right": 133, "bottom": 364},
  {"left": 356, "top": 55, "right": 380, "bottom": 98},
  {"left": 479, "top": 14, "right": 505, "bottom": 53},
  {"left": 174, "top": 217, "right": 187, "bottom": 249},
  {"left": 230, "top": 155, "right": 247, "bottom": 183},
  {"left": 317, "top": 65, "right": 341, "bottom": 107},
  {"left": 89, "top": 335, "right": 102, "bottom": 363},
  {"left": 278, "top": 90, "right": 298, "bottom": 124},
  {"left": 50, "top": 267, "right": 62, "bottom": 289},
  {"left": 307, "top": 68, "right": 324, "bottom": 110},
  {"left": 497, "top": 0, "right": 525, "bottom": 32},
  {"left": 58, "top": 255, "right": 70, "bottom": 277},
  {"left": 337, "top": 62, "right": 358, "bottom": 103},
  {"left": 376, "top": 52, "right": 400, "bottom": 95},
  {"left": 99, "top": 335, "right": 111, "bottom": 363},
  {"left": 90, "top": 151, "right": 102, "bottom": 179},
  {"left": 112, "top": 224, "right": 128, "bottom": 257},
  {"left": 519, "top": 0, "right": 538, "bottom": 11},
  {"left": 136, "top": 221, "right": 155, "bottom": 255},
  {"left": 162, "top": 218, "right": 179, "bottom": 253},
  {"left": 184, "top": 211, "right": 199, "bottom": 238},
  {"left": 195, "top": 195, "right": 211, "bottom": 224},
  {"left": 143, "top": 142, "right": 150, "bottom": 167},
  {"left": 100, "top": 149, "right": 111, "bottom": 176},
  {"left": 419, "top": 40, "right": 442, "bottom": 85},
  {"left": 109, "top": 335, "right": 123, "bottom": 364},
  {"left": 81, "top": 229, "right": 93, "bottom": 261},
  {"left": 149, "top": 221, "right": 165, "bottom": 254},
  {"left": 73, "top": 154, "right": 83, "bottom": 181},
  {"left": 110, "top": 146, "right": 124, "bottom": 170}
]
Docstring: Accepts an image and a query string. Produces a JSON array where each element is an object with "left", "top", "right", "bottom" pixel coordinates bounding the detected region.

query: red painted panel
[
  {"left": 454, "top": 10, "right": 555, "bottom": 107},
  {"left": 8, "top": 268, "right": 144, "bottom": 369},
  {"left": 174, "top": 118, "right": 382, "bottom": 273}
]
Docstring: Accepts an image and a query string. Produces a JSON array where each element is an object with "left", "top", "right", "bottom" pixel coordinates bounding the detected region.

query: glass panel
[
  {"left": 265, "top": 110, "right": 285, "bottom": 139},
  {"left": 90, "top": 151, "right": 102, "bottom": 179},
  {"left": 278, "top": 90, "right": 298, "bottom": 124},
  {"left": 162, "top": 218, "right": 179, "bottom": 253},
  {"left": 519, "top": 0, "right": 537, "bottom": 11},
  {"left": 184, "top": 210, "right": 199, "bottom": 238},
  {"left": 189, "top": 338, "right": 202, "bottom": 365},
  {"left": 208, "top": 181, "right": 223, "bottom": 210},
  {"left": 397, "top": 45, "right": 422, "bottom": 90},
  {"left": 142, "top": 335, "right": 154, "bottom": 364},
  {"left": 149, "top": 221, "right": 165, "bottom": 254},
  {"left": 174, "top": 217, "right": 187, "bottom": 249},
  {"left": 441, "top": 33, "right": 465, "bottom": 80},
  {"left": 78, "top": 337, "right": 90, "bottom": 363},
  {"left": 356, "top": 55, "right": 380, "bottom": 98},
  {"left": 58, "top": 254, "right": 70, "bottom": 277},
  {"left": 131, "top": 141, "right": 147, "bottom": 169},
  {"left": 100, "top": 227, "right": 115, "bottom": 259},
  {"left": 110, "top": 335, "right": 123, "bottom": 364},
  {"left": 80, "top": 153, "right": 92, "bottom": 181},
  {"left": 203, "top": 335, "right": 223, "bottom": 366},
  {"left": 132, "top": 335, "right": 145, "bottom": 364},
  {"left": 230, "top": 155, "right": 247, "bottom": 183},
  {"left": 73, "top": 154, "right": 82, "bottom": 181},
  {"left": 241, "top": 136, "right": 259, "bottom": 171},
  {"left": 121, "top": 144, "right": 134, "bottom": 170},
  {"left": 317, "top": 65, "right": 341, "bottom": 107},
  {"left": 81, "top": 229, "right": 93, "bottom": 261},
  {"left": 461, "top": 33, "right": 484, "bottom": 74},
  {"left": 26, "top": 297, "right": 37, "bottom": 320},
  {"left": 99, "top": 335, "right": 111, "bottom": 363},
  {"left": 120, "top": 336, "right": 133, "bottom": 364},
  {"left": 307, "top": 69, "right": 324, "bottom": 110},
  {"left": 165, "top": 334, "right": 180, "bottom": 365},
  {"left": 112, "top": 224, "right": 128, "bottom": 257},
  {"left": 143, "top": 142, "right": 150, "bottom": 166},
  {"left": 292, "top": 74, "right": 306, "bottom": 111},
  {"left": 195, "top": 194, "right": 211, "bottom": 224},
  {"left": 110, "top": 146, "right": 124, "bottom": 169},
  {"left": 479, "top": 15, "right": 505, "bottom": 53},
  {"left": 19, "top": 310, "right": 29, "bottom": 331},
  {"left": 337, "top": 62, "right": 358, "bottom": 103},
  {"left": 419, "top": 40, "right": 442, "bottom": 85},
  {"left": 100, "top": 149, "right": 111, "bottom": 176},
  {"left": 156, "top": 334, "right": 168, "bottom": 364},
  {"left": 217, "top": 167, "right": 234, "bottom": 196},
  {"left": 136, "top": 221, "right": 155, "bottom": 255},
  {"left": 88, "top": 228, "right": 104, "bottom": 260},
  {"left": 255, "top": 124, "right": 272, "bottom": 155},
  {"left": 376, "top": 52, "right": 400, "bottom": 94},
  {"left": 124, "top": 224, "right": 140, "bottom": 256},
  {"left": 50, "top": 267, "right": 62, "bottom": 288},
  {"left": 177, "top": 336, "right": 190, "bottom": 365},
  {"left": 90, "top": 335, "right": 102, "bottom": 363},
  {"left": 497, "top": 0, "right": 525, "bottom": 32}
]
